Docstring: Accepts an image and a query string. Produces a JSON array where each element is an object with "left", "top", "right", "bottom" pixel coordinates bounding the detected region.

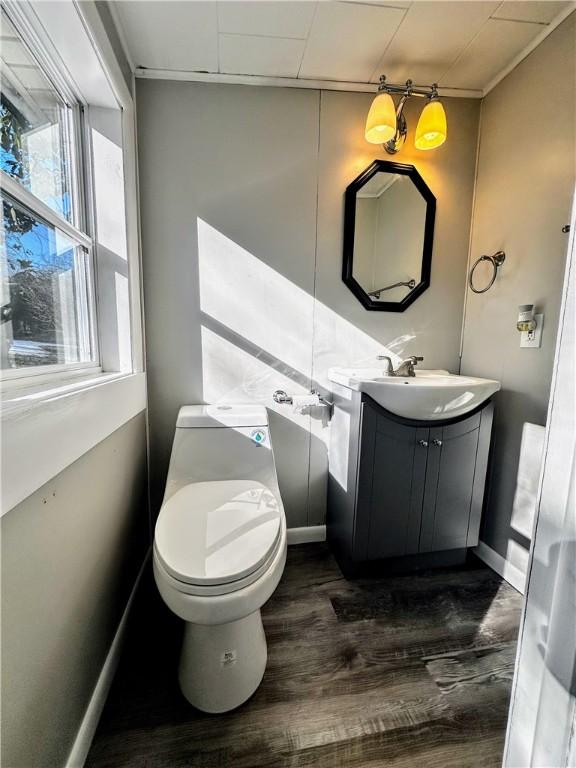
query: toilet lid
[{"left": 154, "top": 480, "right": 282, "bottom": 586}]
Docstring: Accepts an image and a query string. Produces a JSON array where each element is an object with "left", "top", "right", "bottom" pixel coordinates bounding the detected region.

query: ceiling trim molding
[
  {"left": 482, "top": 3, "right": 576, "bottom": 96},
  {"left": 133, "top": 68, "right": 483, "bottom": 98}
]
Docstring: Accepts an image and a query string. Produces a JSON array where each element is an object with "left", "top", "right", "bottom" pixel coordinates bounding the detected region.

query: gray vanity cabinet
[{"left": 327, "top": 390, "right": 494, "bottom": 570}]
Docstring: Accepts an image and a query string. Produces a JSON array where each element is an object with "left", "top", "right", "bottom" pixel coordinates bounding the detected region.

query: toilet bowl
[{"left": 153, "top": 405, "right": 287, "bottom": 713}]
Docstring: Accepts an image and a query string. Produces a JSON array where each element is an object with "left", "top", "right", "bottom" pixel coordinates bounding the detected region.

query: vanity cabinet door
[
  {"left": 419, "top": 412, "right": 482, "bottom": 553},
  {"left": 358, "top": 404, "right": 428, "bottom": 560},
  {"left": 350, "top": 399, "right": 494, "bottom": 564}
]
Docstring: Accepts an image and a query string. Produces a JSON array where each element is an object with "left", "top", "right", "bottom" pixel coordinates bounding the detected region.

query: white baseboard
[
  {"left": 65, "top": 551, "right": 150, "bottom": 768},
  {"left": 287, "top": 525, "right": 326, "bottom": 545},
  {"left": 474, "top": 540, "right": 526, "bottom": 594}
]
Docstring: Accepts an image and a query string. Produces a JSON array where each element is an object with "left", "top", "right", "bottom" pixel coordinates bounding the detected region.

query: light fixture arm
[
  {"left": 377, "top": 75, "right": 439, "bottom": 100},
  {"left": 384, "top": 93, "right": 409, "bottom": 154},
  {"left": 395, "top": 93, "right": 410, "bottom": 116}
]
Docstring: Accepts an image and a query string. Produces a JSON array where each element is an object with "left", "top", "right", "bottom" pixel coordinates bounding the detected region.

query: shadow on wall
[
  {"left": 186, "top": 218, "right": 416, "bottom": 527},
  {"left": 196, "top": 217, "right": 412, "bottom": 391},
  {"left": 147, "top": 215, "right": 422, "bottom": 525}
]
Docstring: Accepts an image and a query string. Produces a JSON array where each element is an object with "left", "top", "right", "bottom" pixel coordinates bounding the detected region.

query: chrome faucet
[
  {"left": 377, "top": 355, "right": 423, "bottom": 377},
  {"left": 376, "top": 355, "right": 395, "bottom": 376}
]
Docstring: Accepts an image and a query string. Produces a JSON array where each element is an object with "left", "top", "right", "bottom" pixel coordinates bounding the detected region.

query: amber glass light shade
[
  {"left": 365, "top": 92, "right": 397, "bottom": 144},
  {"left": 415, "top": 99, "right": 447, "bottom": 150}
]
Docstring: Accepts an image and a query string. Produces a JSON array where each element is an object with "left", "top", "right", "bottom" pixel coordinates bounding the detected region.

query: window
[
  {"left": 1, "top": 0, "right": 146, "bottom": 515},
  {"left": 0, "top": 7, "right": 96, "bottom": 376}
]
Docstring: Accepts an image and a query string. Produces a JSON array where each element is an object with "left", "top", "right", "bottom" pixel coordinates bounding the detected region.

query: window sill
[
  {"left": 1, "top": 366, "right": 128, "bottom": 403},
  {"left": 1, "top": 371, "right": 147, "bottom": 516}
]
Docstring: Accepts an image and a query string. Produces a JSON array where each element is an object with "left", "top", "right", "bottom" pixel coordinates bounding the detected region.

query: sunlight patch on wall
[
  {"left": 92, "top": 129, "right": 127, "bottom": 257},
  {"left": 511, "top": 422, "right": 545, "bottom": 539},
  {"left": 312, "top": 301, "right": 405, "bottom": 390},
  {"left": 506, "top": 538, "right": 530, "bottom": 581},
  {"left": 198, "top": 218, "right": 313, "bottom": 382},
  {"left": 197, "top": 217, "right": 404, "bottom": 405},
  {"left": 200, "top": 326, "right": 309, "bottom": 427}
]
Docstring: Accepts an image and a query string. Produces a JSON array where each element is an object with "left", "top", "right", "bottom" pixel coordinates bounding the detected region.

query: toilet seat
[{"left": 154, "top": 479, "right": 282, "bottom": 590}]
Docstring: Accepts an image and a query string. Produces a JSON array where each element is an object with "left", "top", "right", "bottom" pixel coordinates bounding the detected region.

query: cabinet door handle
[
  {"left": 432, "top": 439, "right": 443, "bottom": 447},
  {"left": 418, "top": 439, "right": 429, "bottom": 447}
]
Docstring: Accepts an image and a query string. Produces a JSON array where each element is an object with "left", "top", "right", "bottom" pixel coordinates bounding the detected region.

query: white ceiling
[{"left": 113, "top": 0, "right": 574, "bottom": 94}]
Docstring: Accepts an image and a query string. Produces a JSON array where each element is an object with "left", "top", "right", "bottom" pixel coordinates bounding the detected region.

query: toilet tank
[{"left": 163, "top": 405, "right": 280, "bottom": 504}]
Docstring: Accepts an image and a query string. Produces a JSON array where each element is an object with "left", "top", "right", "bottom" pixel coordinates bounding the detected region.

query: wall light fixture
[{"left": 365, "top": 76, "right": 447, "bottom": 154}]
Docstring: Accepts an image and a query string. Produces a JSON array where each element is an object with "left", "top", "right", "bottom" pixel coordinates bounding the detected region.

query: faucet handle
[{"left": 393, "top": 355, "right": 422, "bottom": 378}]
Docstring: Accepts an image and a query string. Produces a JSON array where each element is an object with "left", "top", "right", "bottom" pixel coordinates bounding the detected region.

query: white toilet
[{"left": 153, "top": 404, "right": 287, "bottom": 713}]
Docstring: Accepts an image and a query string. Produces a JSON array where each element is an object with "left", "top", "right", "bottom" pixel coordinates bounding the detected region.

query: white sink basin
[{"left": 328, "top": 367, "right": 500, "bottom": 421}]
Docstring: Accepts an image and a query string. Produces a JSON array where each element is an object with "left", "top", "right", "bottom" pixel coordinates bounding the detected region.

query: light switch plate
[{"left": 520, "top": 313, "right": 544, "bottom": 348}]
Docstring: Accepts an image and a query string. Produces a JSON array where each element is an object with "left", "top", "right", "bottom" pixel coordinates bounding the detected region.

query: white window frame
[
  {"left": 1, "top": 0, "right": 146, "bottom": 516},
  {"left": 0, "top": 4, "right": 100, "bottom": 384}
]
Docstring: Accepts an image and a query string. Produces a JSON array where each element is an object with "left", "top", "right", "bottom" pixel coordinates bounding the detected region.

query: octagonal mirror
[{"left": 342, "top": 160, "right": 436, "bottom": 312}]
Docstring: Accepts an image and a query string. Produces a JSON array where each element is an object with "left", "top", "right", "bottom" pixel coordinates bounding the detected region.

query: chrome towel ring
[{"left": 469, "top": 250, "right": 506, "bottom": 294}]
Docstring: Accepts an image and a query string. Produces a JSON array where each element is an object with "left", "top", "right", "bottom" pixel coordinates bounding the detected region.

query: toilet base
[{"left": 178, "top": 610, "right": 267, "bottom": 713}]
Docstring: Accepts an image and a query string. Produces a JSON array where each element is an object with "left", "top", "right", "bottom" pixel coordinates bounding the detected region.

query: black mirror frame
[{"left": 342, "top": 160, "right": 436, "bottom": 312}]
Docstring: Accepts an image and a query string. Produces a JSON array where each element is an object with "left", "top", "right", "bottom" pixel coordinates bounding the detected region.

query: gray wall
[
  {"left": 137, "top": 83, "right": 319, "bottom": 523},
  {"left": 137, "top": 80, "right": 480, "bottom": 525},
  {"left": 1, "top": 413, "right": 148, "bottom": 768},
  {"left": 461, "top": 13, "right": 575, "bottom": 569}
]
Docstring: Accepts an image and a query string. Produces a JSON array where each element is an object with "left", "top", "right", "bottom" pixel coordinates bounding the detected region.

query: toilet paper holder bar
[{"left": 273, "top": 389, "right": 333, "bottom": 408}]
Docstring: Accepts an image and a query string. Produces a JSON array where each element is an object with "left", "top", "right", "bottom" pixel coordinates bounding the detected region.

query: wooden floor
[{"left": 87, "top": 544, "right": 522, "bottom": 768}]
